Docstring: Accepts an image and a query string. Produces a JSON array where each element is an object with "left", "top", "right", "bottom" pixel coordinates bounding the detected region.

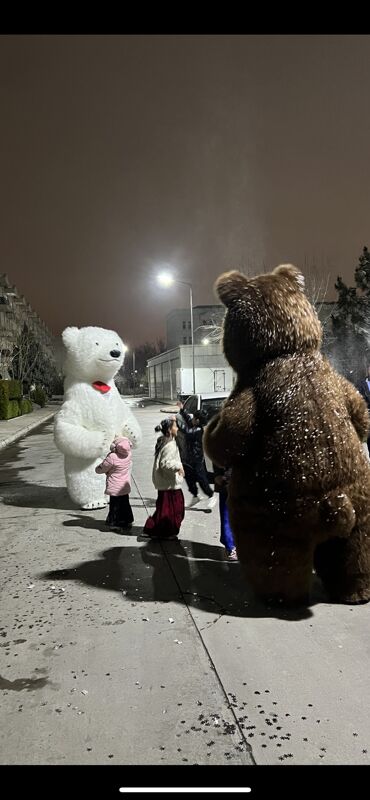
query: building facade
[
  {"left": 150, "top": 299, "right": 340, "bottom": 401},
  {"left": 166, "top": 301, "right": 338, "bottom": 350},
  {"left": 166, "top": 304, "right": 225, "bottom": 349},
  {"left": 0, "top": 273, "right": 56, "bottom": 379}
]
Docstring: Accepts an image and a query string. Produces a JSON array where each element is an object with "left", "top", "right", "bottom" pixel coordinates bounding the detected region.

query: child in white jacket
[{"left": 143, "top": 417, "right": 185, "bottom": 540}]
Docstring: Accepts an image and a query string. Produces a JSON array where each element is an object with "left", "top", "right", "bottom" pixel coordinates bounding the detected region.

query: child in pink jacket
[{"left": 95, "top": 436, "right": 134, "bottom": 532}]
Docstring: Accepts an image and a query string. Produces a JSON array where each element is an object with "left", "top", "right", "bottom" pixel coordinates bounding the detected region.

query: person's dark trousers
[
  {"left": 106, "top": 495, "right": 134, "bottom": 528},
  {"left": 194, "top": 461, "right": 213, "bottom": 498},
  {"left": 184, "top": 464, "right": 198, "bottom": 497},
  {"left": 184, "top": 462, "right": 214, "bottom": 498}
]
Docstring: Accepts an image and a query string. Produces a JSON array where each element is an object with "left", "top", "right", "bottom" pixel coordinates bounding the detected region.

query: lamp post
[{"left": 157, "top": 272, "right": 195, "bottom": 394}]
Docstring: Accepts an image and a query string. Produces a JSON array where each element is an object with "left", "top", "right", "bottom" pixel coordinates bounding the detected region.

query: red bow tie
[{"left": 92, "top": 381, "right": 111, "bottom": 394}]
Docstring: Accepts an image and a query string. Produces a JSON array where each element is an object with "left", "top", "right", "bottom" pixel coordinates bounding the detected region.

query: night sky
[{"left": 1, "top": 34, "right": 370, "bottom": 346}]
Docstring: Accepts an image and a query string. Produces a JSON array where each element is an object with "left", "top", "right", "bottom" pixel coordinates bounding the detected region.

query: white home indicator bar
[{"left": 119, "top": 790, "right": 251, "bottom": 794}]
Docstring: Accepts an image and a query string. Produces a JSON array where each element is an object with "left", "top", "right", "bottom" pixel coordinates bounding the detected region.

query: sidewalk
[
  {"left": 1, "top": 405, "right": 370, "bottom": 765},
  {"left": 0, "top": 404, "right": 56, "bottom": 451},
  {"left": 0, "top": 405, "right": 253, "bottom": 766}
]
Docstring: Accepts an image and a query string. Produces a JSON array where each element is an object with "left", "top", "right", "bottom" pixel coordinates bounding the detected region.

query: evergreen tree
[{"left": 329, "top": 247, "right": 370, "bottom": 384}]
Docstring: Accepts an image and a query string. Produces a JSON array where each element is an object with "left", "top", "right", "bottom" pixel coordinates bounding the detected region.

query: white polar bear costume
[{"left": 54, "top": 326, "right": 142, "bottom": 509}]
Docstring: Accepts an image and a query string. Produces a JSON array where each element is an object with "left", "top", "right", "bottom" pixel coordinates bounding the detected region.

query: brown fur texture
[{"left": 204, "top": 264, "right": 370, "bottom": 606}]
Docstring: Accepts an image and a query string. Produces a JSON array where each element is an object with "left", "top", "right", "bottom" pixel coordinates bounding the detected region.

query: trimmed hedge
[
  {"left": 1, "top": 399, "right": 21, "bottom": 420},
  {"left": 20, "top": 398, "right": 33, "bottom": 415},
  {"left": 0, "top": 382, "right": 7, "bottom": 419},
  {"left": 8, "top": 379, "right": 22, "bottom": 400},
  {"left": 0, "top": 380, "right": 33, "bottom": 419},
  {"left": 0, "top": 379, "right": 22, "bottom": 401}
]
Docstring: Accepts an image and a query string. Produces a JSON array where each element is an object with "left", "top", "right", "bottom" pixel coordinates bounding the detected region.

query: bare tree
[
  {"left": 11, "top": 323, "right": 58, "bottom": 392},
  {"left": 11, "top": 325, "right": 40, "bottom": 386},
  {"left": 303, "top": 256, "right": 331, "bottom": 312}
]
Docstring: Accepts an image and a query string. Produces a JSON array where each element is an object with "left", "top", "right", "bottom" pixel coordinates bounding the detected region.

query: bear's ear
[
  {"left": 62, "top": 326, "right": 79, "bottom": 350},
  {"left": 273, "top": 264, "right": 305, "bottom": 292},
  {"left": 214, "top": 270, "right": 249, "bottom": 307}
]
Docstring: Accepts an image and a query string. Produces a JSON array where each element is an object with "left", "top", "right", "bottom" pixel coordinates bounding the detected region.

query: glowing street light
[
  {"left": 202, "top": 337, "right": 210, "bottom": 346},
  {"left": 156, "top": 271, "right": 195, "bottom": 394},
  {"left": 157, "top": 272, "right": 175, "bottom": 288}
]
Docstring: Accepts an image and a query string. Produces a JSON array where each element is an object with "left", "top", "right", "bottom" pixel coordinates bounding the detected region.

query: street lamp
[
  {"left": 202, "top": 337, "right": 210, "bottom": 346},
  {"left": 157, "top": 272, "right": 195, "bottom": 394},
  {"left": 132, "top": 349, "right": 136, "bottom": 395}
]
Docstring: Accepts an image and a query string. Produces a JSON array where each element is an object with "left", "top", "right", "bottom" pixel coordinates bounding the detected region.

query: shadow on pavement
[
  {"left": 2, "top": 483, "right": 157, "bottom": 513},
  {"left": 3, "top": 484, "right": 76, "bottom": 510},
  {"left": 129, "top": 496, "right": 157, "bottom": 509},
  {"left": 39, "top": 538, "right": 323, "bottom": 620},
  {"left": 63, "top": 514, "right": 142, "bottom": 535}
]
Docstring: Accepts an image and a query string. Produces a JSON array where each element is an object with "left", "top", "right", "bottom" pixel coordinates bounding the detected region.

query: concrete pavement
[
  {"left": 0, "top": 403, "right": 370, "bottom": 765},
  {"left": 0, "top": 404, "right": 56, "bottom": 451}
]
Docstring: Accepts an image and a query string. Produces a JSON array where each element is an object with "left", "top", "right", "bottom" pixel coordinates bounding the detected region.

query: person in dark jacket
[{"left": 178, "top": 405, "right": 217, "bottom": 509}]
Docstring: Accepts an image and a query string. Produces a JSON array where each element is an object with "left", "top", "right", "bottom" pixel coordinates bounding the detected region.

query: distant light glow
[
  {"left": 202, "top": 337, "right": 210, "bottom": 345},
  {"left": 157, "top": 272, "right": 174, "bottom": 288}
]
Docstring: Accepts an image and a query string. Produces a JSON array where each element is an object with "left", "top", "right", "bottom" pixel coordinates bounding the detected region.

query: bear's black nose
[{"left": 110, "top": 349, "right": 121, "bottom": 358}]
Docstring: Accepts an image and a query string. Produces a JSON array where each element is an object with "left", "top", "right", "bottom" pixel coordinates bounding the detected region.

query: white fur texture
[{"left": 54, "top": 326, "right": 142, "bottom": 508}]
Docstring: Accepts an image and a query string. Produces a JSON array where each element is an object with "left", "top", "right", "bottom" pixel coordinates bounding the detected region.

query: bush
[
  {"left": 0, "top": 379, "right": 23, "bottom": 418},
  {"left": 1, "top": 399, "right": 21, "bottom": 420},
  {"left": 31, "top": 386, "right": 47, "bottom": 408},
  {"left": 0, "top": 381, "right": 9, "bottom": 419},
  {"left": 20, "top": 398, "right": 33, "bottom": 415},
  {"left": 8, "top": 379, "right": 22, "bottom": 400}
]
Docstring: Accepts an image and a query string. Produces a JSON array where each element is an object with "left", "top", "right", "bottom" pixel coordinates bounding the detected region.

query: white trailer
[{"left": 176, "top": 367, "right": 234, "bottom": 398}]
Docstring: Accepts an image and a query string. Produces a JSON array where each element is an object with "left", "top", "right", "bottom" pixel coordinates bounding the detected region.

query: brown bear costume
[{"left": 203, "top": 264, "right": 370, "bottom": 606}]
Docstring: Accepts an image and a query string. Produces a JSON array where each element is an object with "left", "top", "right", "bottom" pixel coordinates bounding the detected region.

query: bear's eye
[{"left": 95, "top": 342, "right": 99, "bottom": 346}]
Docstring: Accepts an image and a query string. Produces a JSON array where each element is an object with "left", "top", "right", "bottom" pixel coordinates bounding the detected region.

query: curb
[{"left": 0, "top": 411, "right": 56, "bottom": 451}]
